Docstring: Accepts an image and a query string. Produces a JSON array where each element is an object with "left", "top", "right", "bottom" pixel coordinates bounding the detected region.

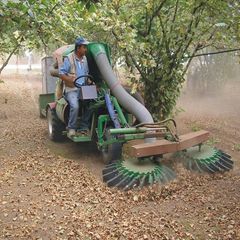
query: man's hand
[
  {"left": 69, "top": 74, "right": 76, "bottom": 83},
  {"left": 60, "top": 74, "right": 76, "bottom": 88},
  {"left": 86, "top": 78, "right": 95, "bottom": 85}
]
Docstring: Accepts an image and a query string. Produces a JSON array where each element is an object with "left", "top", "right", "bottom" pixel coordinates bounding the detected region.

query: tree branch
[
  {"left": 174, "top": 2, "right": 206, "bottom": 59},
  {"left": 146, "top": 0, "right": 167, "bottom": 36},
  {"left": 48, "top": 2, "right": 60, "bottom": 15},
  {"left": 159, "top": 15, "right": 171, "bottom": 58},
  {"left": 172, "top": 0, "right": 179, "bottom": 23},
  {"left": 25, "top": 0, "right": 50, "bottom": 54},
  {"left": 112, "top": 30, "right": 147, "bottom": 80},
  {"left": 182, "top": 45, "right": 199, "bottom": 78},
  {"left": 135, "top": 0, "right": 167, "bottom": 37},
  {"left": 0, "top": 42, "right": 20, "bottom": 75}
]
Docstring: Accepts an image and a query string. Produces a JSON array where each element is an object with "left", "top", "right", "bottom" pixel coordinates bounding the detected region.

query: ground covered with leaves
[{"left": 0, "top": 72, "right": 239, "bottom": 240}]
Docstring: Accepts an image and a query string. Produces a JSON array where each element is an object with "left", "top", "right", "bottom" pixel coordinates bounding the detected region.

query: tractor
[{"left": 39, "top": 42, "right": 234, "bottom": 190}]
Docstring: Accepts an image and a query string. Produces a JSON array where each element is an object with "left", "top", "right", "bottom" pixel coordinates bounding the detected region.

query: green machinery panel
[{"left": 39, "top": 93, "right": 55, "bottom": 117}]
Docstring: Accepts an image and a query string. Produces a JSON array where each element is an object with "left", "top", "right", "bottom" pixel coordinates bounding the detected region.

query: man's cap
[{"left": 75, "top": 37, "right": 89, "bottom": 46}]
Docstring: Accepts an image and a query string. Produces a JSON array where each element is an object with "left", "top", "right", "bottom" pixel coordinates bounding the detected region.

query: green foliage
[
  {"left": 85, "top": 0, "right": 240, "bottom": 119},
  {"left": 0, "top": 0, "right": 91, "bottom": 56},
  {"left": 0, "top": 0, "right": 93, "bottom": 74},
  {"left": 0, "top": 0, "right": 239, "bottom": 119}
]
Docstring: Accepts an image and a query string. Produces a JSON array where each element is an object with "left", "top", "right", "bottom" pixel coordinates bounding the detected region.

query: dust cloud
[{"left": 178, "top": 53, "right": 240, "bottom": 119}]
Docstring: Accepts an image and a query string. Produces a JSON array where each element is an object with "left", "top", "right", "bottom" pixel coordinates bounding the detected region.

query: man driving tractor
[
  {"left": 39, "top": 40, "right": 234, "bottom": 190},
  {"left": 59, "top": 36, "right": 91, "bottom": 137}
]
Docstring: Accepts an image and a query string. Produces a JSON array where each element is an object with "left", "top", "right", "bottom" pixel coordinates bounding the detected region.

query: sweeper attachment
[
  {"left": 181, "top": 145, "right": 234, "bottom": 173},
  {"left": 39, "top": 42, "right": 234, "bottom": 191},
  {"left": 102, "top": 121, "right": 234, "bottom": 190}
]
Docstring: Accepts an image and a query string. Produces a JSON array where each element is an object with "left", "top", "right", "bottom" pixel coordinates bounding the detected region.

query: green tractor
[{"left": 39, "top": 42, "right": 234, "bottom": 190}]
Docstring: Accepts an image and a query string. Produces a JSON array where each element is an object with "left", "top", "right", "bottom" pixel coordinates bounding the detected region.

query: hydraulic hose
[{"left": 105, "top": 93, "right": 121, "bottom": 129}]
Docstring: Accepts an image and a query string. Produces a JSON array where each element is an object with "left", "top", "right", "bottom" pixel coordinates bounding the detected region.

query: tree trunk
[
  {"left": 143, "top": 74, "right": 166, "bottom": 120},
  {"left": 0, "top": 44, "right": 20, "bottom": 75}
]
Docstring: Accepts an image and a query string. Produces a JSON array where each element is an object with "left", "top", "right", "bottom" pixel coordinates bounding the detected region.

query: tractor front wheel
[{"left": 47, "top": 107, "right": 66, "bottom": 142}]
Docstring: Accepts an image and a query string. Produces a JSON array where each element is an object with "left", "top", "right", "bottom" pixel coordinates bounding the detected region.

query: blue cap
[{"left": 75, "top": 36, "right": 89, "bottom": 46}]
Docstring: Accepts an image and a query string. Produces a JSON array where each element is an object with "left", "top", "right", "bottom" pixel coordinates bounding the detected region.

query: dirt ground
[{"left": 0, "top": 71, "right": 239, "bottom": 240}]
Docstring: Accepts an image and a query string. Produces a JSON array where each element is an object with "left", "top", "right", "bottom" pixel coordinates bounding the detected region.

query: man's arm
[
  {"left": 60, "top": 74, "right": 75, "bottom": 88},
  {"left": 59, "top": 57, "right": 75, "bottom": 88}
]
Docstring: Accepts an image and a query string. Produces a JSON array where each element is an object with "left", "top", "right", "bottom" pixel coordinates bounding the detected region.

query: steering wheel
[{"left": 74, "top": 74, "right": 94, "bottom": 88}]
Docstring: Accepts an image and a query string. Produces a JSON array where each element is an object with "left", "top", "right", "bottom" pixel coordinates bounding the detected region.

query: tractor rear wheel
[
  {"left": 47, "top": 107, "right": 66, "bottom": 142},
  {"left": 102, "top": 128, "right": 122, "bottom": 164}
]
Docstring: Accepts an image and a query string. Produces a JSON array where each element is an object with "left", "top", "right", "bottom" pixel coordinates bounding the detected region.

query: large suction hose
[
  {"left": 91, "top": 46, "right": 153, "bottom": 124},
  {"left": 91, "top": 44, "right": 155, "bottom": 143}
]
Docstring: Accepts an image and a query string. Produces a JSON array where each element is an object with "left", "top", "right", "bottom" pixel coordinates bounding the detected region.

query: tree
[
  {"left": 0, "top": 0, "right": 89, "bottom": 74},
  {"left": 0, "top": 0, "right": 239, "bottom": 120},
  {"left": 85, "top": 0, "right": 240, "bottom": 119}
]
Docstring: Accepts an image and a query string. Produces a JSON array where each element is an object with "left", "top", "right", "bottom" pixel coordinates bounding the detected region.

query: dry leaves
[{"left": 0, "top": 72, "right": 240, "bottom": 240}]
